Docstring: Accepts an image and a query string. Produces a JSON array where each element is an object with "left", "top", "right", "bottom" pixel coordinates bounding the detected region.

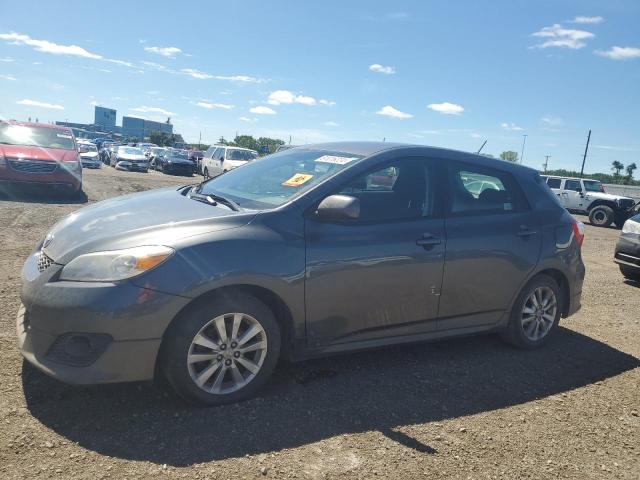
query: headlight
[
  {"left": 622, "top": 219, "right": 640, "bottom": 235},
  {"left": 59, "top": 245, "right": 174, "bottom": 282}
]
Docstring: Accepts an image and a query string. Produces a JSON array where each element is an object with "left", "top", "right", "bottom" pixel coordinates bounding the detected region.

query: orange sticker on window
[{"left": 282, "top": 173, "right": 313, "bottom": 187}]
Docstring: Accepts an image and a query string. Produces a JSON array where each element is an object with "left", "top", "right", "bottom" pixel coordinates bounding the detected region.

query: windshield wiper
[{"left": 189, "top": 190, "right": 241, "bottom": 211}]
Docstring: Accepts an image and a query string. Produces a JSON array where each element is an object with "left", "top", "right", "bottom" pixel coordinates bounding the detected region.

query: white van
[{"left": 201, "top": 145, "right": 258, "bottom": 178}]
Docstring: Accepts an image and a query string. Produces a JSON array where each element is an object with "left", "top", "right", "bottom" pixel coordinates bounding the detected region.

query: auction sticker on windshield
[
  {"left": 282, "top": 173, "right": 313, "bottom": 187},
  {"left": 315, "top": 155, "right": 358, "bottom": 165}
]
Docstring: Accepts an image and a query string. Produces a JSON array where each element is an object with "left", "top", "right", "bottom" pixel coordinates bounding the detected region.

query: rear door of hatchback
[{"left": 438, "top": 161, "right": 542, "bottom": 330}]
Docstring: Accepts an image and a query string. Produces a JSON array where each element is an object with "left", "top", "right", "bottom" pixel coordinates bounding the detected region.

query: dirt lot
[{"left": 0, "top": 167, "right": 638, "bottom": 479}]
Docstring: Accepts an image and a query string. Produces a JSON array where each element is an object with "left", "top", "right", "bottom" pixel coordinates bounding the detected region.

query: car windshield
[
  {"left": 583, "top": 180, "right": 603, "bottom": 192},
  {"left": 78, "top": 143, "right": 97, "bottom": 153},
  {"left": 170, "top": 151, "right": 189, "bottom": 159},
  {"left": 0, "top": 124, "right": 75, "bottom": 150},
  {"left": 198, "top": 149, "right": 364, "bottom": 209},
  {"left": 150, "top": 148, "right": 165, "bottom": 154},
  {"left": 227, "top": 149, "right": 258, "bottom": 161},
  {"left": 119, "top": 147, "right": 143, "bottom": 155}
]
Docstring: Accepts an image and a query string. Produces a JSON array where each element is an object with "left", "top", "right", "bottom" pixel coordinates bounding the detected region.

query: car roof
[
  {"left": 2, "top": 120, "right": 73, "bottom": 132},
  {"left": 294, "top": 141, "right": 539, "bottom": 174},
  {"left": 543, "top": 175, "right": 600, "bottom": 182}
]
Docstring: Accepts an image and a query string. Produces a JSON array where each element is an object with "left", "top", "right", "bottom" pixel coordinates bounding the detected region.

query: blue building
[
  {"left": 121, "top": 116, "right": 173, "bottom": 140},
  {"left": 94, "top": 106, "right": 116, "bottom": 129}
]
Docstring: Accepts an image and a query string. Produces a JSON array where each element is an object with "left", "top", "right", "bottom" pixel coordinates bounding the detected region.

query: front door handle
[{"left": 416, "top": 234, "right": 441, "bottom": 249}]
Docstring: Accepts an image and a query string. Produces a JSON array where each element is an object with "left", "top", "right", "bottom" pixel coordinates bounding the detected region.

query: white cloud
[
  {"left": 214, "top": 75, "right": 263, "bottom": 83},
  {"left": 595, "top": 46, "right": 640, "bottom": 60},
  {"left": 540, "top": 116, "right": 564, "bottom": 127},
  {"left": 470, "top": 133, "right": 482, "bottom": 139},
  {"left": 0, "top": 32, "right": 102, "bottom": 58},
  {"left": 427, "top": 102, "right": 464, "bottom": 115},
  {"left": 531, "top": 24, "right": 594, "bottom": 49},
  {"left": 267, "top": 90, "right": 333, "bottom": 106},
  {"left": 195, "top": 101, "right": 234, "bottom": 110},
  {"left": 369, "top": 63, "right": 396, "bottom": 74},
  {"left": 569, "top": 16, "right": 603, "bottom": 24},
  {"left": 180, "top": 68, "right": 213, "bottom": 79},
  {"left": 17, "top": 99, "right": 64, "bottom": 110},
  {"left": 0, "top": 74, "right": 17, "bottom": 81},
  {"left": 501, "top": 122, "right": 524, "bottom": 131},
  {"left": 0, "top": 32, "right": 133, "bottom": 68},
  {"left": 324, "top": 121, "right": 340, "bottom": 127},
  {"left": 0, "top": 56, "right": 14, "bottom": 62},
  {"left": 250, "top": 106, "right": 277, "bottom": 115},
  {"left": 89, "top": 100, "right": 99, "bottom": 106},
  {"left": 376, "top": 105, "right": 413, "bottom": 119},
  {"left": 144, "top": 46, "right": 182, "bottom": 58},
  {"left": 239, "top": 116, "right": 258, "bottom": 123},
  {"left": 131, "top": 106, "right": 174, "bottom": 116}
]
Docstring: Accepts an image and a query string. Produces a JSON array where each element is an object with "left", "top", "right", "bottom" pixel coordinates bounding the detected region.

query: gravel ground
[{"left": 0, "top": 167, "right": 638, "bottom": 480}]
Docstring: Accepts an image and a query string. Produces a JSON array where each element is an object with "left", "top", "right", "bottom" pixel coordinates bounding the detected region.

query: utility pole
[
  {"left": 198, "top": 131, "right": 201, "bottom": 150},
  {"left": 579, "top": 129, "right": 592, "bottom": 178},
  {"left": 520, "top": 134, "right": 528, "bottom": 164},
  {"left": 477, "top": 140, "right": 487, "bottom": 154},
  {"left": 543, "top": 155, "right": 551, "bottom": 172}
]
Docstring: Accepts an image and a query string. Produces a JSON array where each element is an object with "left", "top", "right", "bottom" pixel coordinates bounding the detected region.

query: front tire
[
  {"left": 501, "top": 274, "right": 561, "bottom": 349},
  {"left": 161, "top": 292, "right": 281, "bottom": 406},
  {"left": 589, "top": 205, "right": 614, "bottom": 227}
]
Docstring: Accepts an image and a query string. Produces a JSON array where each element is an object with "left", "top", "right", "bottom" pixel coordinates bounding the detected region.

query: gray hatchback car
[{"left": 18, "top": 142, "right": 585, "bottom": 405}]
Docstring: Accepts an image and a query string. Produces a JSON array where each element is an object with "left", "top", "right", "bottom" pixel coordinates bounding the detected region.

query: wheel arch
[
  {"left": 587, "top": 199, "right": 617, "bottom": 212},
  {"left": 534, "top": 268, "right": 571, "bottom": 318},
  {"left": 157, "top": 284, "right": 296, "bottom": 370}
]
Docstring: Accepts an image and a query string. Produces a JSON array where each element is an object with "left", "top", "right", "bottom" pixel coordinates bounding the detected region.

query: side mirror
[{"left": 315, "top": 195, "right": 360, "bottom": 221}]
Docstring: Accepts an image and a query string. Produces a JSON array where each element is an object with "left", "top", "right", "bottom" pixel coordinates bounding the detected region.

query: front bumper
[
  {"left": 18, "top": 251, "right": 191, "bottom": 385},
  {"left": 0, "top": 164, "right": 82, "bottom": 190},
  {"left": 614, "top": 233, "right": 640, "bottom": 270}
]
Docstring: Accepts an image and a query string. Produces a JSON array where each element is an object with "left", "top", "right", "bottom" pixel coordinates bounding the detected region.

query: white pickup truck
[{"left": 541, "top": 175, "right": 638, "bottom": 228}]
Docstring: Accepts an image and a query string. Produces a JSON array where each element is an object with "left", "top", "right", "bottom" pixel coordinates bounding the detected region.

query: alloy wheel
[
  {"left": 187, "top": 313, "right": 268, "bottom": 394},
  {"left": 521, "top": 286, "right": 557, "bottom": 341}
]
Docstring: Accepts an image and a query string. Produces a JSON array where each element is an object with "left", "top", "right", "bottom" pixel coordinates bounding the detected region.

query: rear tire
[
  {"left": 619, "top": 265, "right": 640, "bottom": 281},
  {"left": 161, "top": 291, "right": 281, "bottom": 406},
  {"left": 588, "top": 205, "right": 614, "bottom": 227},
  {"left": 501, "top": 274, "right": 562, "bottom": 349}
]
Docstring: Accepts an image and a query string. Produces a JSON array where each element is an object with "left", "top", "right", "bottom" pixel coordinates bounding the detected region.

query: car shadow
[
  {"left": 0, "top": 185, "right": 88, "bottom": 204},
  {"left": 22, "top": 328, "right": 639, "bottom": 466}
]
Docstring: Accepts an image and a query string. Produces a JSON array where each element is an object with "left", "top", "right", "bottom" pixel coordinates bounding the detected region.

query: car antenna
[{"left": 477, "top": 139, "right": 487, "bottom": 154}]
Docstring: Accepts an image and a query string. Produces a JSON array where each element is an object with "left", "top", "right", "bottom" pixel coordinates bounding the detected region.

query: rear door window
[
  {"left": 546, "top": 178, "right": 562, "bottom": 188},
  {"left": 448, "top": 164, "right": 527, "bottom": 215},
  {"left": 564, "top": 180, "right": 582, "bottom": 191}
]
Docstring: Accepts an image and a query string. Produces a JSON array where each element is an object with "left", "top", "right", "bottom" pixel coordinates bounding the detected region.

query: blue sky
[{"left": 1, "top": 0, "right": 638, "bottom": 173}]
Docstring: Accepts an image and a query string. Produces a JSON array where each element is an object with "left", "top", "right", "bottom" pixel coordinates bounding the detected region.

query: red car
[{"left": 0, "top": 121, "right": 82, "bottom": 195}]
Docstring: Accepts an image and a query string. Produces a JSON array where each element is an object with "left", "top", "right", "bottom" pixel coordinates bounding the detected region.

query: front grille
[
  {"left": 36, "top": 251, "right": 54, "bottom": 272},
  {"left": 618, "top": 199, "right": 636, "bottom": 210},
  {"left": 8, "top": 158, "right": 58, "bottom": 173}
]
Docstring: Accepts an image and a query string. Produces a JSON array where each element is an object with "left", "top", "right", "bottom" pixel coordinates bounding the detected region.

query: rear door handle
[
  {"left": 517, "top": 226, "right": 537, "bottom": 237},
  {"left": 416, "top": 234, "right": 441, "bottom": 249}
]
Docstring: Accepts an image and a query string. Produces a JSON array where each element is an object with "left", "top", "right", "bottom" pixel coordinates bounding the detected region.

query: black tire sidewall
[
  {"left": 619, "top": 265, "right": 640, "bottom": 281},
  {"left": 161, "top": 292, "right": 281, "bottom": 406},
  {"left": 505, "top": 275, "right": 561, "bottom": 349},
  {"left": 589, "top": 205, "right": 614, "bottom": 227}
]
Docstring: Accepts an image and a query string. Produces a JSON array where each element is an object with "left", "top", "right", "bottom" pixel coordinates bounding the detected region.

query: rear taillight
[{"left": 572, "top": 221, "right": 585, "bottom": 247}]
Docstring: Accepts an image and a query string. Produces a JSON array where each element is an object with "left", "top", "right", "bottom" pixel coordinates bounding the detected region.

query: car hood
[
  {"left": 586, "top": 192, "right": 633, "bottom": 202},
  {"left": 227, "top": 159, "right": 249, "bottom": 167},
  {"left": 117, "top": 153, "right": 147, "bottom": 161},
  {"left": 42, "top": 187, "right": 257, "bottom": 264},
  {"left": 165, "top": 157, "right": 193, "bottom": 164},
  {"left": 0, "top": 144, "right": 77, "bottom": 162},
  {"left": 80, "top": 151, "right": 99, "bottom": 158}
]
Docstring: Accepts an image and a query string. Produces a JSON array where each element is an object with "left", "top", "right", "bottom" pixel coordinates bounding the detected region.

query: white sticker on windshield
[
  {"left": 56, "top": 133, "right": 72, "bottom": 139},
  {"left": 315, "top": 155, "right": 358, "bottom": 165}
]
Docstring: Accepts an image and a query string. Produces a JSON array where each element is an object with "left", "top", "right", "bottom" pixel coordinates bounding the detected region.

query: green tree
[
  {"left": 233, "top": 135, "right": 260, "bottom": 151},
  {"left": 499, "top": 151, "right": 519, "bottom": 162},
  {"left": 149, "top": 131, "right": 172, "bottom": 147},
  {"left": 611, "top": 160, "right": 624, "bottom": 178},
  {"left": 625, "top": 162, "right": 637, "bottom": 183}
]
